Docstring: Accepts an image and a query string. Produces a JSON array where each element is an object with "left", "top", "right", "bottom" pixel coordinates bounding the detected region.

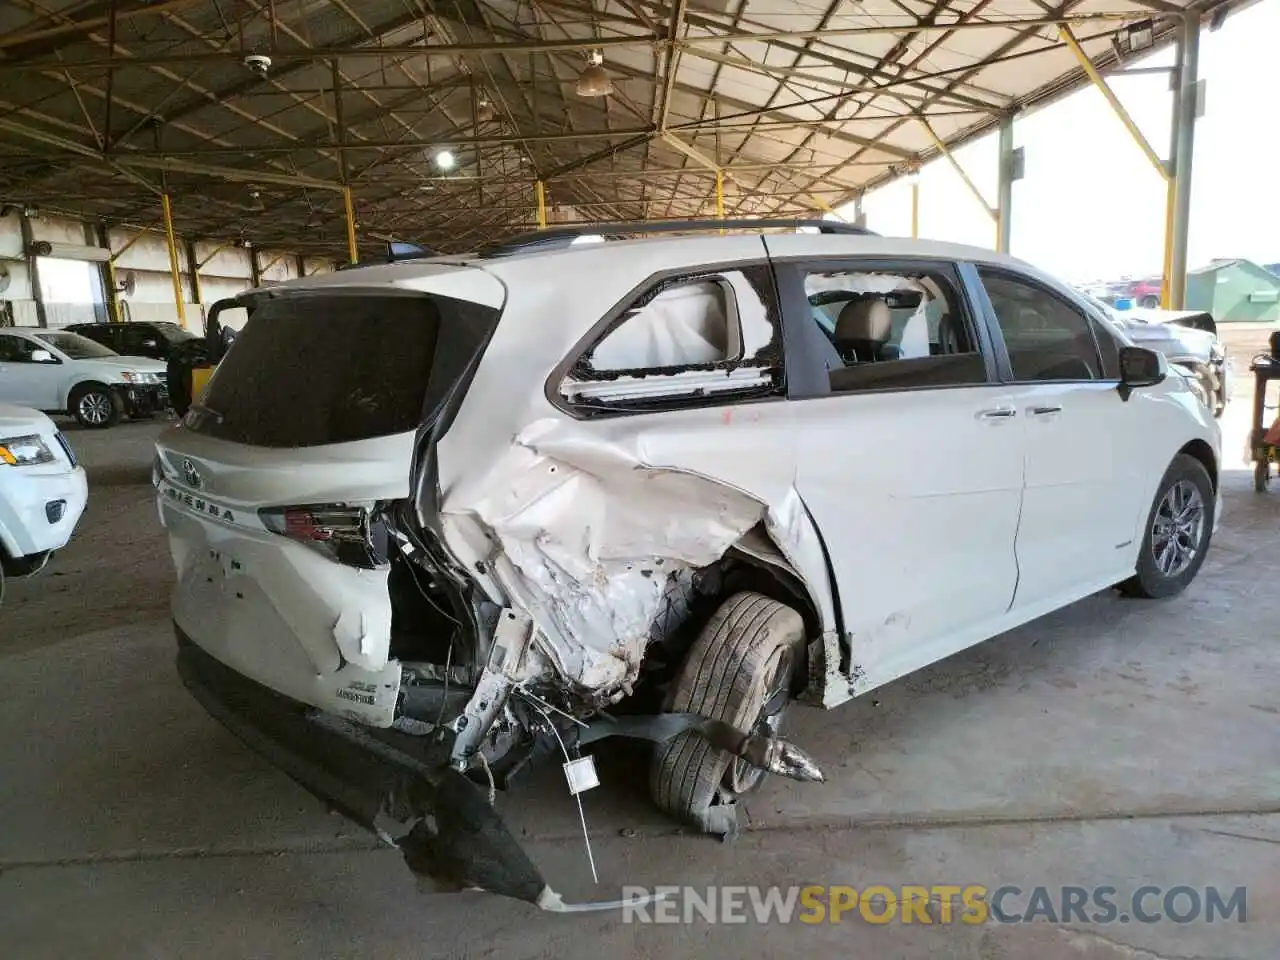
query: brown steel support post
[
  {"left": 103, "top": 0, "right": 116, "bottom": 152},
  {"left": 343, "top": 187, "right": 358, "bottom": 263},
  {"left": 996, "top": 116, "right": 1014, "bottom": 254},
  {"left": 249, "top": 247, "right": 262, "bottom": 288},
  {"left": 19, "top": 210, "right": 48, "bottom": 328},
  {"left": 185, "top": 239, "right": 202, "bottom": 315},
  {"left": 1168, "top": 14, "right": 1200, "bottom": 310},
  {"left": 909, "top": 175, "right": 920, "bottom": 239},
  {"left": 332, "top": 60, "right": 358, "bottom": 264}
]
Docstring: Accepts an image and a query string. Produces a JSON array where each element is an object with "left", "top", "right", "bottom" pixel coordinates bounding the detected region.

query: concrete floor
[{"left": 3, "top": 343, "right": 1279, "bottom": 958}]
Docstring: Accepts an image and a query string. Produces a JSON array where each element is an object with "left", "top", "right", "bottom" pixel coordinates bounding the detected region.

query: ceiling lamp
[
  {"left": 576, "top": 50, "right": 613, "bottom": 97},
  {"left": 434, "top": 149, "right": 456, "bottom": 171},
  {"left": 476, "top": 98, "right": 496, "bottom": 123},
  {"left": 1125, "top": 18, "right": 1154, "bottom": 52}
]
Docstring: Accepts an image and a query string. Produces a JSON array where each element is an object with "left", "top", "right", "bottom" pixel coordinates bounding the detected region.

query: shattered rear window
[
  {"left": 189, "top": 292, "right": 493, "bottom": 447},
  {"left": 558, "top": 264, "right": 783, "bottom": 412}
]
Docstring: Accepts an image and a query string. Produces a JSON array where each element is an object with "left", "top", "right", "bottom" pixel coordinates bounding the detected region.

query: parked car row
[
  {"left": 0, "top": 403, "right": 85, "bottom": 586},
  {"left": 0, "top": 327, "right": 168, "bottom": 428},
  {"left": 0, "top": 323, "right": 187, "bottom": 585},
  {"left": 153, "top": 222, "right": 1223, "bottom": 906}
]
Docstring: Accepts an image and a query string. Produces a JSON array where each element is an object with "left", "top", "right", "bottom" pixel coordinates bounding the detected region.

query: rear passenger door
[
  {"left": 767, "top": 243, "right": 1025, "bottom": 694},
  {"left": 972, "top": 265, "right": 1150, "bottom": 611},
  {"left": 546, "top": 251, "right": 799, "bottom": 507}
]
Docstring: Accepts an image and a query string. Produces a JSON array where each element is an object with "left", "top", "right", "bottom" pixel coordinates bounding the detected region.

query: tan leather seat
[{"left": 833, "top": 299, "right": 893, "bottom": 362}]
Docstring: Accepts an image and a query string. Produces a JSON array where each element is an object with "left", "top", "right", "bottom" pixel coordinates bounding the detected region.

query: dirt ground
[{"left": 2, "top": 366, "right": 1279, "bottom": 958}]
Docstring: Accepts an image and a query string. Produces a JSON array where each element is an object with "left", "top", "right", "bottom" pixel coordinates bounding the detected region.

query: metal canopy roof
[{"left": 0, "top": 0, "right": 1225, "bottom": 256}]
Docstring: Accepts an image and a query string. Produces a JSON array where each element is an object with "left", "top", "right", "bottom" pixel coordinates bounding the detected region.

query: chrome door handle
[
  {"left": 976, "top": 405, "right": 1017, "bottom": 420},
  {"left": 1028, "top": 405, "right": 1062, "bottom": 416}
]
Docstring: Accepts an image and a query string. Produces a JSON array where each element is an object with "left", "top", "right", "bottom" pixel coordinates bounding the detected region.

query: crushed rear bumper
[{"left": 174, "top": 627, "right": 551, "bottom": 905}]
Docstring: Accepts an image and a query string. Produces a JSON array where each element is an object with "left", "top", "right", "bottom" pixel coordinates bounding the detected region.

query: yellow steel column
[
  {"left": 715, "top": 170, "right": 725, "bottom": 234},
  {"left": 910, "top": 178, "right": 920, "bottom": 238},
  {"left": 160, "top": 193, "right": 186, "bottom": 327},
  {"left": 1160, "top": 181, "right": 1177, "bottom": 308},
  {"left": 1060, "top": 24, "right": 1174, "bottom": 302},
  {"left": 105, "top": 260, "right": 122, "bottom": 323},
  {"left": 535, "top": 180, "right": 547, "bottom": 229},
  {"left": 343, "top": 186, "right": 359, "bottom": 263}
]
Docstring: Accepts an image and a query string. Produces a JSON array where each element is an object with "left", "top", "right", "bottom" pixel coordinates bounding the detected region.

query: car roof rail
[
  {"left": 335, "top": 240, "right": 440, "bottom": 270},
  {"left": 478, "top": 218, "right": 877, "bottom": 258}
]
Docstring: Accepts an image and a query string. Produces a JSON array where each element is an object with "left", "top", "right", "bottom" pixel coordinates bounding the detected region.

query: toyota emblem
[{"left": 181, "top": 458, "right": 202, "bottom": 489}]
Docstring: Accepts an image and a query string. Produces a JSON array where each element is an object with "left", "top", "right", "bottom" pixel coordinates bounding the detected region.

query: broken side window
[{"left": 559, "top": 265, "right": 783, "bottom": 413}]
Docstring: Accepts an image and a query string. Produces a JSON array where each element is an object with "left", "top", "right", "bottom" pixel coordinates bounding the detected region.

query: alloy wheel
[
  {"left": 79, "top": 392, "right": 112, "bottom": 426},
  {"left": 1151, "top": 479, "right": 1205, "bottom": 578}
]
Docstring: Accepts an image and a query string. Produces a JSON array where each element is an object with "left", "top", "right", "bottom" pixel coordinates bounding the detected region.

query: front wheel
[
  {"left": 69, "top": 383, "right": 122, "bottom": 429},
  {"left": 1120, "top": 454, "right": 1215, "bottom": 598}
]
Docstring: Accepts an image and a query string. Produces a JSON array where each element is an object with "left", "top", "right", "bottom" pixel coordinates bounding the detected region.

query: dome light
[
  {"left": 434, "top": 149, "right": 456, "bottom": 171},
  {"left": 576, "top": 50, "right": 613, "bottom": 97}
]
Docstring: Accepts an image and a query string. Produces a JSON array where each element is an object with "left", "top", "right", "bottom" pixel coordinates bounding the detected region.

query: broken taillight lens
[{"left": 259, "top": 503, "right": 388, "bottom": 569}]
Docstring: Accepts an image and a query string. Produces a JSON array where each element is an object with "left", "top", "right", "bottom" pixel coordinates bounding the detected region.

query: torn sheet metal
[
  {"left": 441, "top": 416, "right": 768, "bottom": 697},
  {"left": 561, "top": 366, "right": 774, "bottom": 403}
]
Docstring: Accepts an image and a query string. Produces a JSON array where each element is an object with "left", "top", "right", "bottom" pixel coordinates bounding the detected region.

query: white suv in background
[
  {"left": 0, "top": 328, "right": 168, "bottom": 428},
  {"left": 156, "top": 221, "right": 1221, "bottom": 906},
  {"left": 0, "top": 403, "right": 86, "bottom": 580}
]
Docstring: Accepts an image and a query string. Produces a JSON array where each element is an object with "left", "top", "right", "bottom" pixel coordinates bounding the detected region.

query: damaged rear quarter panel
[{"left": 433, "top": 241, "right": 840, "bottom": 701}]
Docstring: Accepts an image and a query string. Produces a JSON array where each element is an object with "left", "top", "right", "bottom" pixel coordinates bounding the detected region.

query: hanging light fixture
[
  {"left": 576, "top": 50, "right": 613, "bottom": 97},
  {"left": 476, "top": 96, "right": 496, "bottom": 123},
  {"left": 434, "top": 149, "right": 456, "bottom": 171}
]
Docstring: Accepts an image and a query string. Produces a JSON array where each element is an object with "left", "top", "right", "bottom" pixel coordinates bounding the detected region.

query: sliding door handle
[{"left": 1028, "top": 405, "right": 1063, "bottom": 416}]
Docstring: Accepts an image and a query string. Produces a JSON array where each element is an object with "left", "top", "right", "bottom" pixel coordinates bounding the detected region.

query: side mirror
[
  {"left": 29, "top": 349, "right": 58, "bottom": 364},
  {"left": 1117, "top": 345, "right": 1165, "bottom": 401}
]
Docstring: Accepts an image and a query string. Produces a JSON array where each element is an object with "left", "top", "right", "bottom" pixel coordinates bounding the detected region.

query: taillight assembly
[{"left": 259, "top": 503, "right": 389, "bottom": 569}]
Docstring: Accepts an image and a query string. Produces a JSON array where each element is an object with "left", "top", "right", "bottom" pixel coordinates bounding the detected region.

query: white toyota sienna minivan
[{"left": 156, "top": 221, "right": 1221, "bottom": 907}]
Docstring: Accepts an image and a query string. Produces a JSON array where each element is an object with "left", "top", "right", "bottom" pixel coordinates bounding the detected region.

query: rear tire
[
  {"left": 649, "top": 591, "right": 805, "bottom": 834},
  {"left": 70, "top": 382, "right": 121, "bottom": 429},
  {"left": 1120, "top": 454, "right": 1214, "bottom": 599}
]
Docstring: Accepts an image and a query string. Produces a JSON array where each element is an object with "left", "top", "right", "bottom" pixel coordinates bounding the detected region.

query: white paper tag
[{"left": 563, "top": 755, "right": 600, "bottom": 796}]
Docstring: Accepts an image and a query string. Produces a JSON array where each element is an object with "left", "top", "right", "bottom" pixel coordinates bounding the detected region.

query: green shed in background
[{"left": 1185, "top": 259, "right": 1280, "bottom": 323}]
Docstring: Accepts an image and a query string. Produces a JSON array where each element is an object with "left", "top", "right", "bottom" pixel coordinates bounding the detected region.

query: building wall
[
  {"left": 0, "top": 211, "right": 36, "bottom": 326},
  {"left": 1, "top": 209, "right": 334, "bottom": 332}
]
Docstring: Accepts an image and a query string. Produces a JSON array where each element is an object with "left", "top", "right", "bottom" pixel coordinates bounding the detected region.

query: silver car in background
[{"left": 1095, "top": 303, "right": 1229, "bottom": 418}]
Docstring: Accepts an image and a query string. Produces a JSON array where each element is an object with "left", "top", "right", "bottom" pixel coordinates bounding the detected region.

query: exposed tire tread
[{"left": 650, "top": 591, "right": 805, "bottom": 832}]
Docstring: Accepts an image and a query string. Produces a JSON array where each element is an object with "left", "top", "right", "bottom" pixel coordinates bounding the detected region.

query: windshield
[
  {"left": 34, "top": 331, "right": 120, "bottom": 360},
  {"left": 188, "top": 291, "right": 501, "bottom": 448}
]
